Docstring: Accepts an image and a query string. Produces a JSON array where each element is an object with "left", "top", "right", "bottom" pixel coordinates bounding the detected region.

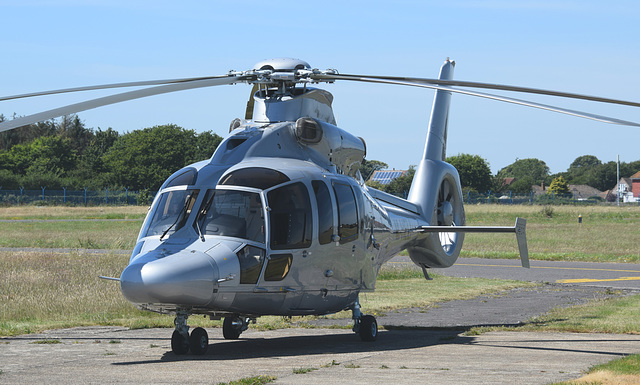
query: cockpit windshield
[
  {"left": 194, "top": 189, "right": 265, "bottom": 243},
  {"left": 145, "top": 189, "right": 200, "bottom": 237}
]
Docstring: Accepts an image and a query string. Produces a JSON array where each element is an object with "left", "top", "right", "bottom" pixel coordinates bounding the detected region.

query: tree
[
  {"left": 570, "top": 155, "right": 602, "bottom": 170},
  {"left": 565, "top": 155, "right": 602, "bottom": 185},
  {"left": 0, "top": 136, "right": 76, "bottom": 176},
  {"left": 497, "top": 158, "right": 550, "bottom": 189},
  {"left": 445, "top": 153, "right": 492, "bottom": 193},
  {"left": 548, "top": 176, "right": 570, "bottom": 195},
  {"left": 384, "top": 166, "right": 415, "bottom": 198},
  {"left": 102, "top": 125, "right": 222, "bottom": 190}
]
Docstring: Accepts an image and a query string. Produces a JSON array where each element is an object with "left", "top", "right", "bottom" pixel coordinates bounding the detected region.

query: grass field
[
  {"left": 0, "top": 250, "right": 532, "bottom": 337},
  {"left": 1, "top": 204, "right": 639, "bottom": 262},
  {"left": 0, "top": 204, "right": 639, "bottom": 338},
  {"left": 461, "top": 205, "right": 640, "bottom": 263}
]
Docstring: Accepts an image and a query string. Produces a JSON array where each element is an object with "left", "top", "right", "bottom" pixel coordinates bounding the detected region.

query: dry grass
[
  {"left": 0, "top": 205, "right": 148, "bottom": 220},
  {"left": 0, "top": 220, "right": 142, "bottom": 249},
  {"left": 0, "top": 250, "right": 176, "bottom": 336}
]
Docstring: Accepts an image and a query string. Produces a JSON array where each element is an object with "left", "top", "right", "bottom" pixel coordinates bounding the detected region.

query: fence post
[
  {"left": 41, "top": 186, "right": 46, "bottom": 201},
  {"left": 509, "top": 190, "right": 512, "bottom": 204},
  {"left": 105, "top": 188, "right": 108, "bottom": 205},
  {"left": 63, "top": 187, "right": 67, "bottom": 204},
  {"left": 84, "top": 188, "right": 88, "bottom": 205},
  {"left": 467, "top": 191, "right": 470, "bottom": 204},
  {"left": 125, "top": 188, "right": 129, "bottom": 205}
]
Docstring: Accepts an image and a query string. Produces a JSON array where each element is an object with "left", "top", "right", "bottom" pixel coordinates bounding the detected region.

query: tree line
[
  {"left": 364, "top": 154, "right": 640, "bottom": 196},
  {"left": 1, "top": 113, "right": 637, "bottom": 196},
  {"left": 0, "top": 114, "right": 222, "bottom": 191}
]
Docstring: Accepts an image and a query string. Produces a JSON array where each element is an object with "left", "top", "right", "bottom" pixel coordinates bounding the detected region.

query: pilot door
[{"left": 254, "top": 181, "right": 313, "bottom": 312}]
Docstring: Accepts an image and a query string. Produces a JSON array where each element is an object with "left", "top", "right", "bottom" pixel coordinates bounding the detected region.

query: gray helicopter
[{"left": 1, "top": 58, "right": 638, "bottom": 355}]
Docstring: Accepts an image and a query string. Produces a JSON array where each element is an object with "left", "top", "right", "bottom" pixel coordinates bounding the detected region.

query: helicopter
[{"left": 1, "top": 58, "right": 639, "bottom": 355}]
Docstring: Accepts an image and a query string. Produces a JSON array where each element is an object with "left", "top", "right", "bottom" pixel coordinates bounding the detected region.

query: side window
[
  {"left": 333, "top": 182, "right": 358, "bottom": 244},
  {"left": 264, "top": 254, "right": 293, "bottom": 281},
  {"left": 268, "top": 182, "right": 313, "bottom": 250},
  {"left": 312, "top": 180, "right": 334, "bottom": 245},
  {"left": 237, "top": 245, "right": 265, "bottom": 284}
]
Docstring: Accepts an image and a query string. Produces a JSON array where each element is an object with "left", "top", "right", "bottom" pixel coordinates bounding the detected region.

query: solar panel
[{"left": 369, "top": 170, "right": 406, "bottom": 185}]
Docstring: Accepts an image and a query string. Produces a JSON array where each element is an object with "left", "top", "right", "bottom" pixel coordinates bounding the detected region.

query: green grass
[
  {"left": 551, "top": 354, "right": 640, "bottom": 384},
  {"left": 2, "top": 205, "right": 639, "bottom": 261},
  {"left": 590, "top": 354, "right": 640, "bottom": 375},
  {"left": 216, "top": 375, "right": 277, "bottom": 385},
  {"left": 461, "top": 205, "right": 640, "bottom": 263},
  {"left": 512, "top": 294, "right": 640, "bottom": 334}
]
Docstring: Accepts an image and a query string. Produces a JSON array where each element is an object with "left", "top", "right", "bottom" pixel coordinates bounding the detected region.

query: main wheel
[
  {"left": 223, "top": 316, "right": 243, "bottom": 340},
  {"left": 171, "top": 330, "right": 189, "bottom": 355},
  {"left": 189, "top": 327, "right": 208, "bottom": 355},
  {"left": 359, "top": 315, "right": 378, "bottom": 342}
]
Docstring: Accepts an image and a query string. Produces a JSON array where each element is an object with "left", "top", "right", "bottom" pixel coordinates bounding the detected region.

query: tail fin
[{"left": 406, "top": 59, "right": 466, "bottom": 268}]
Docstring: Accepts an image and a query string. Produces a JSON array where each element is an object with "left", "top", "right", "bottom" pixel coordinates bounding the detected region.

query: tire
[
  {"left": 223, "top": 317, "right": 242, "bottom": 340},
  {"left": 359, "top": 315, "right": 378, "bottom": 342},
  {"left": 171, "top": 330, "right": 189, "bottom": 355},
  {"left": 189, "top": 327, "right": 208, "bottom": 355}
]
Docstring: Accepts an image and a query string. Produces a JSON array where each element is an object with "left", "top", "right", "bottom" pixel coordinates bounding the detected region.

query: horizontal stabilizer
[
  {"left": 418, "top": 217, "right": 529, "bottom": 268},
  {"left": 99, "top": 276, "right": 121, "bottom": 281}
]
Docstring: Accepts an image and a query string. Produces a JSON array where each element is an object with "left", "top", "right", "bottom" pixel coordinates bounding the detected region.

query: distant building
[
  {"left": 531, "top": 182, "right": 602, "bottom": 200},
  {"left": 368, "top": 169, "right": 407, "bottom": 185},
  {"left": 615, "top": 171, "right": 640, "bottom": 203}
]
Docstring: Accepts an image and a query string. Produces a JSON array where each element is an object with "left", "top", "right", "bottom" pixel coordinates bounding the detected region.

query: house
[
  {"left": 531, "top": 182, "right": 602, "bottom": 200},
  {"left": 614, "top": 171, "right": 640, "bottom": 203}
]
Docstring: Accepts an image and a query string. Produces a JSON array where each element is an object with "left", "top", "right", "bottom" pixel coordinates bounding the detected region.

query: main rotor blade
[
  {"left": 0, "top": 76, "right": 229, "bottom": 102},
  {"left": 0, "top": 75, "right": 244, "bottom": 132},
  {"left": 314, "top": 74, "right": 640, "bottom": 127},
  {"left": 323, "top": 73, "right": 640, "bottom": 108}
]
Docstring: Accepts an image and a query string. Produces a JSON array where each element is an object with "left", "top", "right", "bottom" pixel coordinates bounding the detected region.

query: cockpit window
[
  {"left": 164, "top": 168, "right": 197, "bottom": 188},
  {"left": 219, "top": 168, "right": 289, "bottom": 190},
  {"left": 145, "top": 189, "right": 200, "bottom": 237},
  {"left": 194, "top": 189, "right": 265, "bottom": 243}
]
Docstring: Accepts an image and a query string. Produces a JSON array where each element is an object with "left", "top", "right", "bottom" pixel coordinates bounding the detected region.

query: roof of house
[
  {"left": 568, "top": 184, "right": 602, "bottom": 199},
  {"left": 630, "top": 171, "right": 640, "bottom": 180}
]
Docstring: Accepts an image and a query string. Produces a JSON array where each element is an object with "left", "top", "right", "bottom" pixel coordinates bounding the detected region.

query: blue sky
[{"left": 1, "top": 1, "right": 638, "bottom": 175}]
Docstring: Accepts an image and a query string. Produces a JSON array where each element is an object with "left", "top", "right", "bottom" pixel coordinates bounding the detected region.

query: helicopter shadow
[{"left": 113, "top": 328, "right": 471, "bottom": 365}]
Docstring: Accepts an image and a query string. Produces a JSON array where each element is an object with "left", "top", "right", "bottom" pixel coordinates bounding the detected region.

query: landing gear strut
[
  {"left": 171, "top": 311, "right": 209, "bottom": 355},
  {"left": 351, "top": 297, "right": 378, "bottom": 341}
]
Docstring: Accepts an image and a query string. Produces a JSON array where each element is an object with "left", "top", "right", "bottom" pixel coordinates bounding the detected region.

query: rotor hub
[{"left": 253, "top": 58, "right": 311, "bottom": 72}]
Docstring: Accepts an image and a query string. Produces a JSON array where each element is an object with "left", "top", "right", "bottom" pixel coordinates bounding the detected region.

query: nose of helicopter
[{"left": 119, "top": 250, "right": 218, "bottom": 306}]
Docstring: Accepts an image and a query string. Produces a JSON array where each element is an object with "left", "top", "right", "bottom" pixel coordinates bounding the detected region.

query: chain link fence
[{"left": 0, "top": 188, "right": 156, "bottom": 206}]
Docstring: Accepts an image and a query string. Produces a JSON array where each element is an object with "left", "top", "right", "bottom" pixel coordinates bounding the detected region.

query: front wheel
[
  {"left": 189, "top": 327, "right": 208, "bottom": 355},
  {"left": 359, "top": 315, "right": 378, "bottom": 342},
  {"left": 171, "top": 330, "right": 189, "bottom": 355}
]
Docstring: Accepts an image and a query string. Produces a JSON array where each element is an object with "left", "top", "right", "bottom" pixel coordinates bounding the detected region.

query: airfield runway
[{"left": 1, "top": 254, "right": 640, "bottom": 384}]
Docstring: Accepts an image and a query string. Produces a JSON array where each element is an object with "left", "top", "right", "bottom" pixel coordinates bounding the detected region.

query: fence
[
  {"left": 0, "top": 188, "right": 635, "bottom": 206},
  {"left": 0, "top": 188, "right": 156, "bottom": 206}
]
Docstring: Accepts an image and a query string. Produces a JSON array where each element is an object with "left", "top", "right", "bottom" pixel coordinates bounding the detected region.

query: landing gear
[
  {"left": 171, "top": 311, "right": 209, "bottom": 355},
  {"left": 351, "top": 297, "right": 378, "bottom": 342},
  {"left": 223, "top": 315, "right": 249, "bottom": 340},
  {"left": 189, "top": 327, "right": 209, "bottom": 355}
]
